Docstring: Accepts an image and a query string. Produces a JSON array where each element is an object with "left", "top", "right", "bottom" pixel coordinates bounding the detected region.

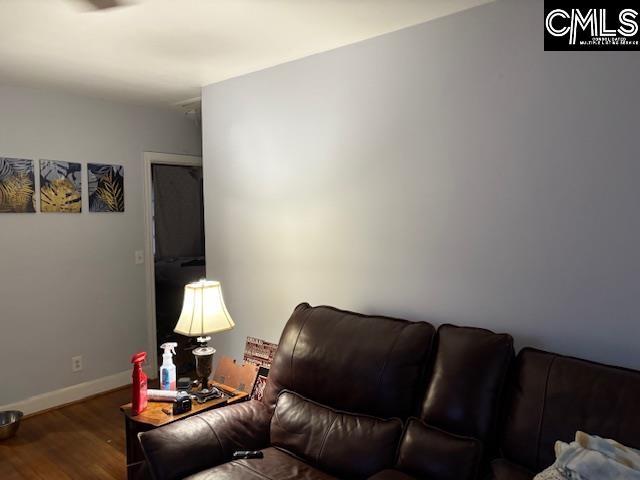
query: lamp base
[
  {"left": 192, "top": 336, "right": 221, "bottom": 403},
  {"left": 193, "top": 385, "right": 222, "bottom": 404}
]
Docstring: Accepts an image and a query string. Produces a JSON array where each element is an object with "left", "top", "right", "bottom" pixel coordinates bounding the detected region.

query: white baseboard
[{"left": 0, "top": 369, "right": 138, "bottom": 416}]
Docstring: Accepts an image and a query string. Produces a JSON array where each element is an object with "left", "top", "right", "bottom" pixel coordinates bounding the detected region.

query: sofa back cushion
[
  {"left": 271, "top": 390, "right": 403, "bottom": 479},
  {"left": 420, "top": 324, "right": 514, "bottom": 444},
  {"left": 263, "top": 303, "right": 436, "bottom": 419},
  {"left": 396, "top": 418, "right": 482, "bottom": 480},
  {"left": 501, "top": 348, "right": 640, "bottom": 473}
]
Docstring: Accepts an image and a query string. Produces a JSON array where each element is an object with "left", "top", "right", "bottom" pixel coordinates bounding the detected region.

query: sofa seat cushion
[
  {"left": 396, "top": 418, "right": 482, "bottom": 480},
  {"left": 491, "top": 458, "right": 534, "bottom": 480},
  {"left": 184, "top": 447, "right": 337, "bottom": 480},
  {"left": 368, "top": 470, "right": 416, "bottom": 480},
  {"left": 271, "top": 390, "right": 403, "bottom": 479}
]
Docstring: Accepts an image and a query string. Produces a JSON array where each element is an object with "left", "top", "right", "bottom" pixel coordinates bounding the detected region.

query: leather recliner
[
  {"left": 139, "top": 303, "right": 514, "bottom": 480},
  {"left": 371, "top": 323, "right": 514, "bottom": 480}
]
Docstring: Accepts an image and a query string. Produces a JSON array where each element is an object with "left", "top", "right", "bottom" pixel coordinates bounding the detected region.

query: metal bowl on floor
[{"left": 0, "top": 410, "right": 23, "bottom": 440}]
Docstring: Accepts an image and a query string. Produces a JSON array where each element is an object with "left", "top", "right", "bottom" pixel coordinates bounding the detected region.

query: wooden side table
[{"left": 120, "top": 382, "right": 249, "bottom": 480}]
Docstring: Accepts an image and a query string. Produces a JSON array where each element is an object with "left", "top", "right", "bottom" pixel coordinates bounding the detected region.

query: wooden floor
[{"left": 0, "top": 387, "right": 131, "bottom": 480}]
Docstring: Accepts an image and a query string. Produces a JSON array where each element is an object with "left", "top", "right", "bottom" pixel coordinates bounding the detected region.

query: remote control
[{"left": 232, "top": 450, "right": 264, "bottom": 460}]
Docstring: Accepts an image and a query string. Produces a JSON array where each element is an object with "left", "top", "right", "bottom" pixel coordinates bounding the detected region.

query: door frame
[{"left": 142, "top": 151, "right": 203, "bottom": 376}]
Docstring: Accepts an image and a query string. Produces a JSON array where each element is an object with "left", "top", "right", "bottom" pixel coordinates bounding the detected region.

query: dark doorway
[{"left": 152, "top": 163, "right": 205, "bottom": 376}]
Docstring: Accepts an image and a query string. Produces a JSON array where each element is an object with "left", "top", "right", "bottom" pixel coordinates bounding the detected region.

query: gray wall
[
  {"left": 202, "top": 0, "right": 640, "bottom": 370},
  {"left": 0, "top": 84, "right": 201, "bottom": 405}
]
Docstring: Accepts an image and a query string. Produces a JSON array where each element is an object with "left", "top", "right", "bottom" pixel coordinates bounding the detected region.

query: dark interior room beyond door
[{"left": 152, "top": 163, "right": 205, "bottom": 376}]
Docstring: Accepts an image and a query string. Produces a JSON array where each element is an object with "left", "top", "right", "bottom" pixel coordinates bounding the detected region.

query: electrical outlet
[
  {"left": 134, "top": 250, "right": 144, "bottom": 265},
  {"left": 72, "top": 355, "right": 83, "bottom": 372}
]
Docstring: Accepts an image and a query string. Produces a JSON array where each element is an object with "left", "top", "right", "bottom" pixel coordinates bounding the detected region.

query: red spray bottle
[{"left": 131, "top": 352, "right": 148, "bottom": 415}]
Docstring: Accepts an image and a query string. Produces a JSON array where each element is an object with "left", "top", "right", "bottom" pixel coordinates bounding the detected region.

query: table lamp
[{"left": 174, "top": 280, "right": 235, "bottom": 402}]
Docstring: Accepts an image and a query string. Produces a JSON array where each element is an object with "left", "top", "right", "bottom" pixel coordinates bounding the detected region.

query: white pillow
[
  {"left": 574, "top": 431, "right": 640, "bottom": 471},
  {"left": 534, "top": 432, "right": 640, "bottom": 480}
]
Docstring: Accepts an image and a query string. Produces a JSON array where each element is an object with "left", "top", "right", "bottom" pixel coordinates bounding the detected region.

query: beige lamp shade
[{"left": 174, "top": 280, "right": 235, "bottom": 337}]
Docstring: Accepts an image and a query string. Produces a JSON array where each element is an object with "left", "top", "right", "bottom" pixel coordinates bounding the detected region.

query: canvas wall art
[
  {"left": 0, "top": 157, "right": 35, "bottom": 213},
  {"left": 40, "top": 160, "right": 82, "bottom": 213},
  {"left": 88, "top": 163, "right": 124, "bottom": 212}
]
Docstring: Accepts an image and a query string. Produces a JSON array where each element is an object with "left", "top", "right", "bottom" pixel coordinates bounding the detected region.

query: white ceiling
[{"left": 0, "top": 0, "right": 493, "bottom": 107}]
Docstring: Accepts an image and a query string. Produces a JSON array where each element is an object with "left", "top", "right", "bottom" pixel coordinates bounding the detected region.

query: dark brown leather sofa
[
  {"left": 139, "top": 303, "right": 639, "bottom": 480},
  {"left": 490, "top": 348, "right": 640, "bottom": 480}
]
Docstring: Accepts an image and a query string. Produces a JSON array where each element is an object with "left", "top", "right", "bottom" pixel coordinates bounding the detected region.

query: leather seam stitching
[
  {"left": 232, "top": 461, "right": 275, "bottom": 480},
  {"left": 486, "top": 342, "right": 514, "bottom": 447},
  {"left": 290, "top": 309, "right": 312, "bottom": 393},
  {"left": 374, "top": 322, "right": 407, "bottom": 406},
  {"left": 278, "top": 389, "right": 403, "bottom": 423},
  {"left": 317, "top": 412, "right": 339, "bottom": 464},
  {"left": 417, "top": 327, "right": 437, "bottom": 418},
  {"left": 535, "top": 355, "right": 557, "bottom": 470},
  {"left": 198, "top": 413, "right": 225, "bottom": 457}
]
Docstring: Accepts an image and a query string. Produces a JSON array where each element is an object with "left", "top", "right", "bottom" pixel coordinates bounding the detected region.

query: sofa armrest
[{"left": 139, "top": 400, "right": 272, "bottom": 480}]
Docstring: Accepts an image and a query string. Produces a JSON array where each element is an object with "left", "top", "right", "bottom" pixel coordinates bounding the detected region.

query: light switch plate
[{"left": 135, "top": 250, "right": 144, "bottom": 265}]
